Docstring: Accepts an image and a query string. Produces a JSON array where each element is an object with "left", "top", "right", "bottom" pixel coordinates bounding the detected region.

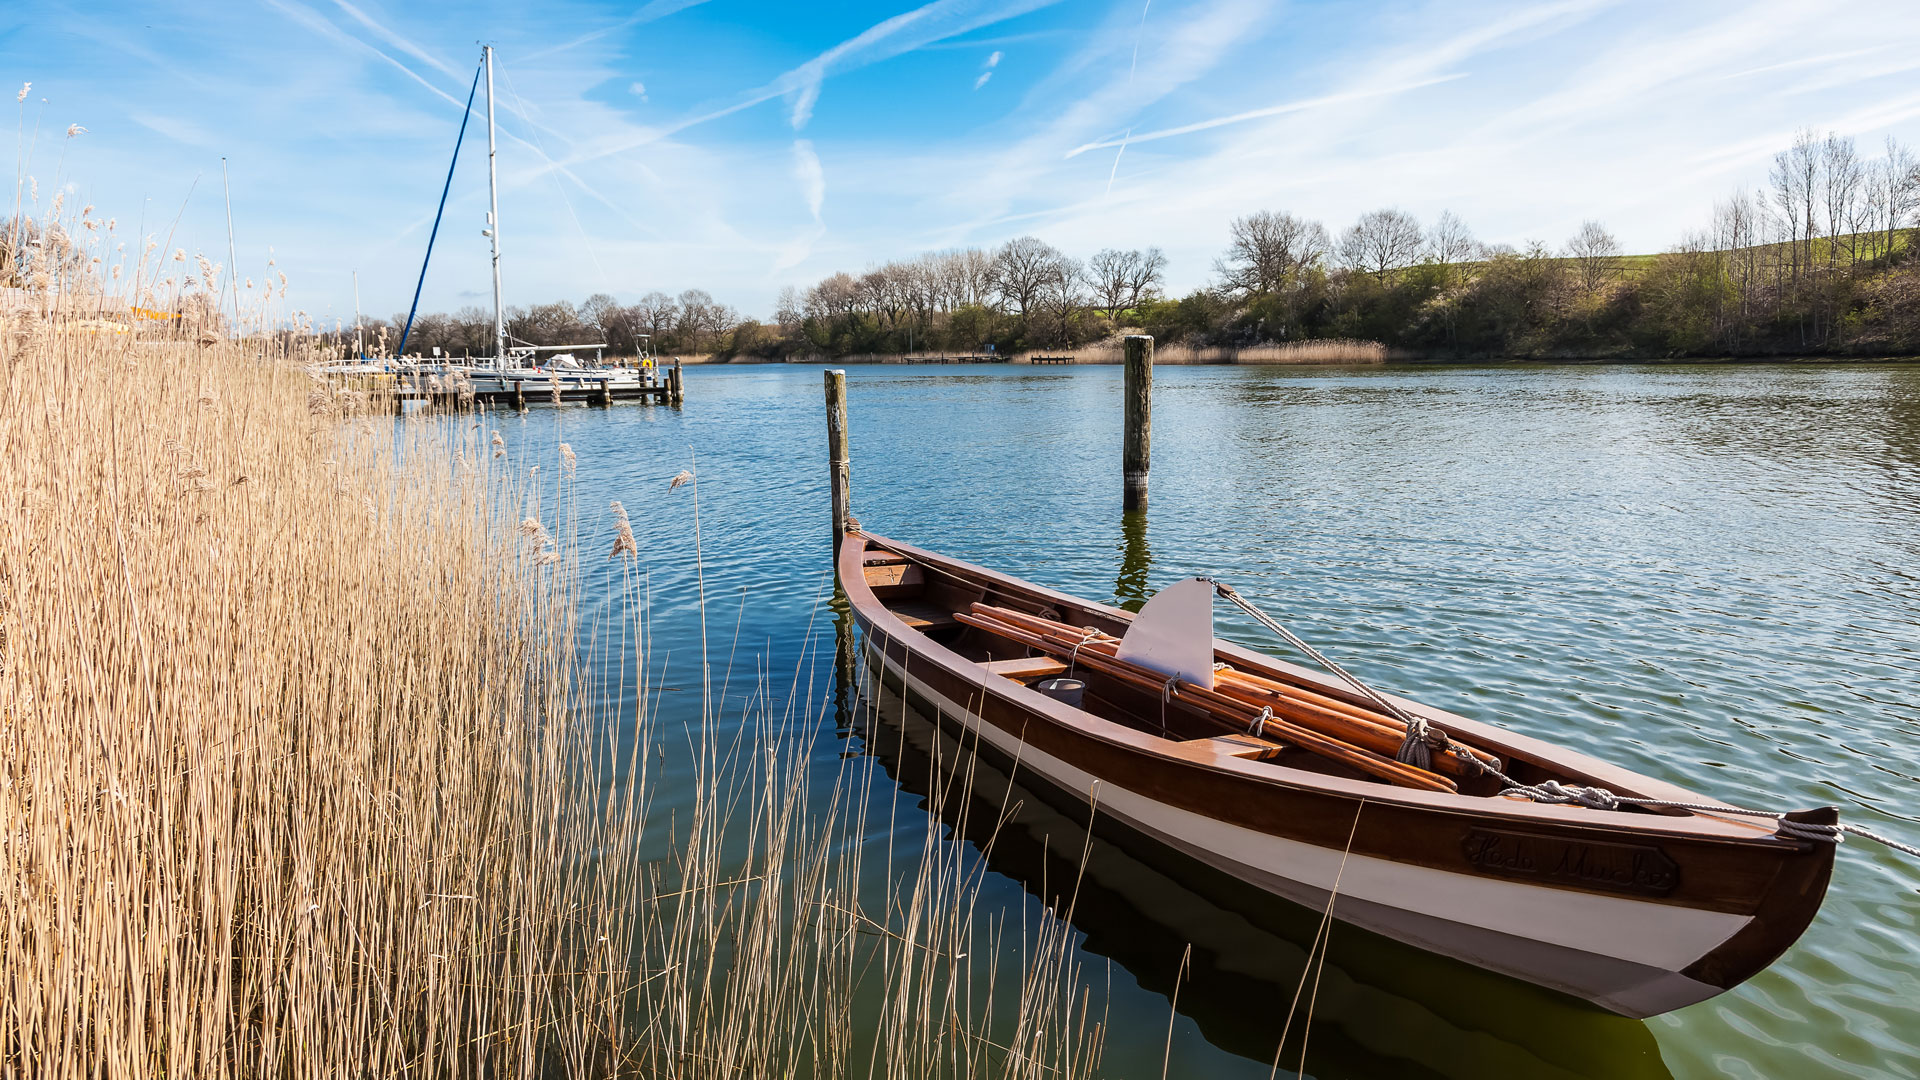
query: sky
[{"left": 6, "top": 0, "right": 1920, "bottom": 326}]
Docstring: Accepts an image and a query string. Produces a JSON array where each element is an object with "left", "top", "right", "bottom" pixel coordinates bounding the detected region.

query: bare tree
[
  {"left": 1214, "top": 211, "right": 1328, "bottom": 295},
  {"left": 1565, "top": 220, "right": 1622, "bottom": 297},
  {"left": 1714, "top": 191, "right": 1761, "bottom": 319},
  {"left": 578, "top": 292, "right": 620, "bottom": 332},
  {"left": 1086, "top": 247, "right": 1166, "bottom": 320},
  {"left": 1338, "top": 209, "right": 1424, "bottom": 279},
  {"left": 988, "top": 235, "right": 1067, "bottom": 321},
  {"left": 1821, "top": 132, "right": 1864, "bottom": 266},
  {"left": 1866, "top": 135, "right": 1919, "bottom": 261},
  {"left": 1771, "top": 128, "right": 1821, "bottom": 285},
  {"left": 1425, "top": 210, "right": 1477, "bottom": 268},
  {"left": 675, "top": 289, "right": 720, "bottom": 348},
  {"left": 1124, "top": 246, "right": 1167, "bottom": 313},
  {"left": 632, "top": 291, "right": 680, "bottom": 345},
  {"left": 1035, "top": 256, "right": 1087, "bottom": 345},
  {"left": 806, "top": 272, "right": 858, "bottom": 322},
  {"left": 774, "top": 285, "right": 804, "bottom": 331}
]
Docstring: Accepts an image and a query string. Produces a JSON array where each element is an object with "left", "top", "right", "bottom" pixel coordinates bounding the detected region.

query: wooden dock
[
  {"left": 347, "top": 362, "right": 686, "bottom": 410},
  {"left": 1029, "top": 355, "right": 1075, "bottom": 365}
]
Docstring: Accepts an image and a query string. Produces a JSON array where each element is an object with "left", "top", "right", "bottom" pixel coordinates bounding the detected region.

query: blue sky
[{"left": 6, "top": 0, "right": 1920, "bottom": 325}]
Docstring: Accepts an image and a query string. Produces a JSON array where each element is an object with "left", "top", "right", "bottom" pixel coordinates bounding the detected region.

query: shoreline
[{"left": 675, "top": 352, "right": 1920, "bottom": 367}]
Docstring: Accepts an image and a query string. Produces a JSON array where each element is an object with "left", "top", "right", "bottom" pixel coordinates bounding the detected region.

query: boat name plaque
[{"left": 1462, "top": 828, "right": 1679, "bottom": 897}]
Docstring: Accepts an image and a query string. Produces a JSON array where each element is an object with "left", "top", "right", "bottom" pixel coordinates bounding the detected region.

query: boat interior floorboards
[{"left": 866, "top": 552, "right": 1660, "bottom": 802}]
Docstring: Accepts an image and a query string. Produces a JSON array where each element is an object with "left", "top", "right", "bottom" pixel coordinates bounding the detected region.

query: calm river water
[{"left": 506, "top": 362, "right": 1919, "bottom": 1080}]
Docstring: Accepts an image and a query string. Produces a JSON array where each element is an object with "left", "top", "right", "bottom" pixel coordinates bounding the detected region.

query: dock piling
[
  {"left": 825, "top": 369, "right": 851, "bottom": 558},
  {"left": 1123, "top": 335, "right": 1152, "bottom": 512}
]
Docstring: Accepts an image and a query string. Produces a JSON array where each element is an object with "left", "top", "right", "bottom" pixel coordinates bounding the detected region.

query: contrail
[
  {"left": 1108, "top": 0, "right": 1152, "bottom": 196},
  {"left": 1071, "top": 74, "right": 1466, "bottom": 158}
]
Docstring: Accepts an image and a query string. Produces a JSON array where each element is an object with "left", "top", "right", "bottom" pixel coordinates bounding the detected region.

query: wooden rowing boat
[{"left": 839, "top": 532, "right": 1836, "bottom": 1018}]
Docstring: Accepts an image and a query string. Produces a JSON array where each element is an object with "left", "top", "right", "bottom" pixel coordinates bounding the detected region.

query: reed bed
[{"left": 0, "top": 265, "right": 1104, "bottom": 1075}]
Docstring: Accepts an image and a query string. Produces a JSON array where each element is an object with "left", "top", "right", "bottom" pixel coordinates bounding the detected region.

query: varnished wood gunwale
[{"left": 839, "top": 532, "right": 1836, "bottom": 999}]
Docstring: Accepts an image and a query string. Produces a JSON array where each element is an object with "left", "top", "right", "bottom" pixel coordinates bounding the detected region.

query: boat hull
[{"left": 843, "top": 535, "right": 1835, "bottom": 1018}]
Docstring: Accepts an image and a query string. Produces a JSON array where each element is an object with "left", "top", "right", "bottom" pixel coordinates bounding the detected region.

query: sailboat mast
[
  {"left": 352, "top": 270, "right": 363, "bottom": 358},
  {"left": 484, "top": 45, "right": 507, "bottom": 370}
]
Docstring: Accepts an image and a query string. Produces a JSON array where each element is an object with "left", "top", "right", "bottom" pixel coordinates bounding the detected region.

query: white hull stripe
[{"left": 879, "top": 650, "right": 1750, "bottom": 977}]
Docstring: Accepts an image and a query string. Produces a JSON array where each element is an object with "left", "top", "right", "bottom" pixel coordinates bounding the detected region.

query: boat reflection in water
[{"left": 840, "top": 611, "right": 1672, "bottom": 1080}]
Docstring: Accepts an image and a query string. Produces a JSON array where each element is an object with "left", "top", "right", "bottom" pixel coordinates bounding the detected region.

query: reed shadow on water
[{"left": 847, "top": 623, "right": 1673, "bottom": 1080}]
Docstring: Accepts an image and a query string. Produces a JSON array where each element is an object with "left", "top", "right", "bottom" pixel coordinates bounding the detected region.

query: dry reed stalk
[{"left": 0, "top": 211, "right": 1106, "bottom": 1078}]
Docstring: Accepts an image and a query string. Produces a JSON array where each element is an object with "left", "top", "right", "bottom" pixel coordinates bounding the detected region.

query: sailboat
[{"left": 371, "top": 46, "right": 659, "bottom": 397}]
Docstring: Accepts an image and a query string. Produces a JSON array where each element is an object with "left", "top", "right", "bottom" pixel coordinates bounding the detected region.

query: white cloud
[
  {"left": 792, "top": 139, "right": 825, "bottom": 222},
  {"left": 974, "top": 71, "right": 993, "bottom": 90},
  {"left": 131, "top": 113, "right": 219, "bottom": 148},
  {"left": 985, "top": 50, "right": 1002, "bottom": 68},
  {"left": 783, "top": 0, "right": 1059, "bottom": 129},
  {"left": 630, "top": 81, "right": 648, "bottom": 101}
]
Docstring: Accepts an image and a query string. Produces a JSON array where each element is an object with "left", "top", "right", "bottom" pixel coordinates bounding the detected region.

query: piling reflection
[
  {"left": 847, "top": 660, "right": 1673, "bottom": 1080},
  {"left": 829, "top": 583, "right": 857, "bottom": 736},
  {"left": 1115, "top": 511, "right": 1152, "bottom": 612}
]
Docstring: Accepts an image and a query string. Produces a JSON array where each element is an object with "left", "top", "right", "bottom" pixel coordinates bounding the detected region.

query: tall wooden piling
[
  {"left": 669, "top": 361, "right": 685, "bottom": 405},
  {"left": 825, "top": 369, "right": 851, "bottom": 558},
  {"left": 1123, "top": 334, "right": 1153, "bottom": 512}
]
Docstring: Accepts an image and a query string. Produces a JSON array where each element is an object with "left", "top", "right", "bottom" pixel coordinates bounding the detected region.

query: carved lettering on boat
[{"left": 1462, "top": 829, "right": 1679, "bottom": 897}]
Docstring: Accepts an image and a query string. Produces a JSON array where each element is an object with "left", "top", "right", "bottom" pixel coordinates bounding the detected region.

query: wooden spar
[
  {"left": 825, "top": 369, "right": 850, "bottom": 559},
  {"left": 970, "top": 602, "right": 1501, "bottom": 777},
  {"left": 955, "top": 609, "right": 1456, "bottom": 792},
  {"left": 1216, "top": 666, "right": 1502, "bottom": 772},
  {"left": 1123, "top": 335, "right": 1152, "bottom": 512}
]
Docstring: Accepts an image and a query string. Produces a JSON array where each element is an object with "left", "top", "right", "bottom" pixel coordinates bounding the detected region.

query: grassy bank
[{"left": 0, "top": 265, "right": 1104, "bottom": 1075}]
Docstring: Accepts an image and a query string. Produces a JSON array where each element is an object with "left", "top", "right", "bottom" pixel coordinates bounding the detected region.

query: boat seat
[
  {"left": 889, "top": 600, "right": 958, "bottom": 632},
  {"left": 864, "top": 562, "right": 925, "bottom": 598},
  {"left": 981, "top": 656, "right": 1069, "bottom": 681},
  {"left": 1169, "top": 733, "right": 1287, "bottom": 762},
  {"left": 863, "top": 548, "right": 912, "bottom": 566}
]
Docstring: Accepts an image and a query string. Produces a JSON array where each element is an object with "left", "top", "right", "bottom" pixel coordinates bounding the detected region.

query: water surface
[{"left": 506, "top": 361, "right": 1920, "bottom": 1079}]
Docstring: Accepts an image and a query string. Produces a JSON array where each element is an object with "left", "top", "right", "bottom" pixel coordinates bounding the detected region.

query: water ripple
[{"left": 512, "top": 362, "right": 1919, "bottom": 1080}]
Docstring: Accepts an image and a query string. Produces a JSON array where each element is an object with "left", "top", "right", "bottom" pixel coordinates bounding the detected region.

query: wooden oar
[
  {"left": 956, "top": 610, "right": 1456, "bottom": 793},
  {"left": 970, "top": 603, "right": 1501, "bottom": 778}
]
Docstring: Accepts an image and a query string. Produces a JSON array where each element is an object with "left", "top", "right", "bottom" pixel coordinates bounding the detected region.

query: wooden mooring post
[
  {"left": 1123, "top": 334, "right": 1152, "bottom": 513},
  {"left": 825, "top": 369, "right": 851, "bottom": 559},
  {"left": 669, "top": 361, "right": 685, "bottom": 405}
]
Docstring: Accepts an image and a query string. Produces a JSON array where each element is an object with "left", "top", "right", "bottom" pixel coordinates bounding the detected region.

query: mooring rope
[
  {"left": 1065, "top": 626, "right": 1101, "bottom": 680},
  {"left": 1490, "top": 778, "right": 1920, "bottom": 856},
  {"left": 1204, "top": 577, "right": 1920, "bottom": 859}
]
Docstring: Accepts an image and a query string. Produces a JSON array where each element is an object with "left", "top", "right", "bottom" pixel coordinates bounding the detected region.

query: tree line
[
  {"left": 350, "top": 128, "right": 1920, "bottom": 361},
  {"left": 339, "top": 289, "right": 747, "bottom": 359}
]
